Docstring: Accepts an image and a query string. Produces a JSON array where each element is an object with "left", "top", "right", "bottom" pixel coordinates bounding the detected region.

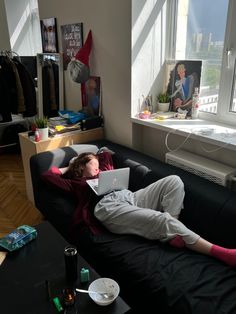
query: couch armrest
[{"left": 30, "top": 144, "right": 98, "bottom": 239}]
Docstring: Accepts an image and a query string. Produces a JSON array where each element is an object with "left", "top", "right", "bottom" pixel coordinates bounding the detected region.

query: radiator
[{"left": 165, "top": 149, "right": 236, "bottom": 187}]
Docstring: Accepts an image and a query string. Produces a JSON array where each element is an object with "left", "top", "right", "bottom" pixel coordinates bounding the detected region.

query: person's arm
[
  {"left": 174, "top": 97, "right": 192, "bottom": 111},
  {"left": 180, "top": 98, "right": 192, "bottom": 109},
  {"left": 173, "top": 97, "right": 183, "bottom": 110},
  {"left": 59, "top": 166, "right": 69, "bottom": 175},
  {"left": 41, "top": 166, "right": 74, "bottom": 194},
  {"left": 179, "top": 72, "right": 198, "bottom": 110},
  {"left": 98, "top": 151, "right": 114, "bottom": 171}
]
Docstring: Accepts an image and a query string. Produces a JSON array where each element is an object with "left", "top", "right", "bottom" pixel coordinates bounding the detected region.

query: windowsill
[{"left": 131, "top": 116, "right": 236, "bottom": 151}]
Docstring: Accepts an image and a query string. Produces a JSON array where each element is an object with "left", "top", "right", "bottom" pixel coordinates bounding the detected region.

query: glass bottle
[
  {"left": 192, "top": 87, "right": 199, "bottom": 119},
  {"left": 34, "top": 130, "right": 40, "bottom": 142},
  {"left": 64, "top": 245, "right": 78, "bottom": 282}
]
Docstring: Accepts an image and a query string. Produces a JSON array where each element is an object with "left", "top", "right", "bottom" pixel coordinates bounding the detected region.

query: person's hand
[
  {"left": 173, "top": 98, "right": 183, "bottom": 110},
  {"left": 59, "top": 166, "right": 69, "bottom": 175}
]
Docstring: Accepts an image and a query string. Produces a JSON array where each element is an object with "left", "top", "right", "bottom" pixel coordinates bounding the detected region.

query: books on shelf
[
  {"left": 48, "top": 117, "right": 81, "bottom": 137},
  {"left": 48, "top": 124, "right": 81, "bottom": 136},
  {"left": 48, "top": 116, "right": 68, "bottom": 126}
]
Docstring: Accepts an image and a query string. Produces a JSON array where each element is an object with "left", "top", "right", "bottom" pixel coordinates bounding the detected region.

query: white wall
[
  {"left": 38, "top": 0, "right": 132, "bottom": 147},
  {"left": 0, "top": 0, "right": 10, "bottom": 50},
  {"left": 134, "top": 122, "right": 236, "bottom": 168},
  {"left": 132, "top": 0, "right": 167, "bottom": 116}
]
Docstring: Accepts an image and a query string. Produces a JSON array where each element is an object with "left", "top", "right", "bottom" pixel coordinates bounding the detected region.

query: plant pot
[
  {"left": 37, "top": 127, "right": 49, "bottom": 140},
  {"left": 157, "top": 102, "right": 170, "bottom": 112}
]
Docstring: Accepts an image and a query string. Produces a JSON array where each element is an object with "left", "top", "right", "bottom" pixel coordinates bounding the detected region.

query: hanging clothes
[
  {"left": 41, "top": 58, "right": 59, "bottom": 118},
  {"left": 0, "top": 53, "right": 37, "bottom": 122},
  {"left": 0, "top": 55, "right": 16, "bottom": 122},
  {"left": 8, "top": 58, "right": 25, "bottom": 113},
  {"left": 13, "top": 58, "right": 37, "bottom": 117},
  {"left": 52, "top": 61, "right": 59, "bottom": 107}
]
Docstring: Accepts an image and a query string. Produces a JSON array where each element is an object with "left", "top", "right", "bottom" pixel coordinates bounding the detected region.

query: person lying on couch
[{"left": 42, "top": 151, "right": 236, "bottom": 267}]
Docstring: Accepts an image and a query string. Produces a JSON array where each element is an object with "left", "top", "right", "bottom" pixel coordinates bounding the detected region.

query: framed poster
[
  {"left": 166, "top": 60, "right": 202, "bottom": 117},
  {"left": 40, "top": 17, "right": 58, "bottom": 53},
  {"left": 81, "top": 76, "right": 101, "bottom": 116},
  {"left": 61, "top": 23, "right": 83, "bottom": 70}
]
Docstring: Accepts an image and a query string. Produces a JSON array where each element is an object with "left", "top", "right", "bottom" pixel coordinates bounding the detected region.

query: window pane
[
  {"left": 175, "top": 0, "right": 229, "bottom": 114},
  {"left": 4, "top": 0, "right": 42, "bottom": 56}
]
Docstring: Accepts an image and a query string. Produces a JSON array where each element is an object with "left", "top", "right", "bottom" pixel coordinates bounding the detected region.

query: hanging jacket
[
  {"left": 0, "top": 56, "right": 15, "bottom": 121},
  {"left": 13, "top": 58, "right": 37, "bottom": 117},
  {"left": 9, "top": 58, "right": 25, "bottom": 113}
]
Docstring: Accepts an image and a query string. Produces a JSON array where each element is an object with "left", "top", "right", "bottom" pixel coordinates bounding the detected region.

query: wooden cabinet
[{"left": 19, "top": 128, "right": 104, "bottom": 204}]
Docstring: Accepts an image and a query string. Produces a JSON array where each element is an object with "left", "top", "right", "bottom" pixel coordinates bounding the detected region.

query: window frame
[{"left": 169, "top": 0, "right": 236, "bottom": 127}]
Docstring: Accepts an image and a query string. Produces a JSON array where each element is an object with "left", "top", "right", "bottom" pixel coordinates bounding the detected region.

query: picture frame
[
  {"left": 61, "top": 23, "right": 83, "bottom": 70},
  {"left": 165, "top": 60, "right": 202, "bottom": 117},
  {"left": 81, "top": 76, "right": 101, "bottom": 116},
  {"left": 40, "top": 17, "right": 58, "bottom": 53}
]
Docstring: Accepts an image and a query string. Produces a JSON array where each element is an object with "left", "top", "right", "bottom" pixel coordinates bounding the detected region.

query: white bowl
[{"left": 88, "top": 278, "right": 120, "bottom": 306}]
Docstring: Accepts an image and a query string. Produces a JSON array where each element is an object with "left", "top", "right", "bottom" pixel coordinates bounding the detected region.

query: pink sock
[
  {"left": 169, "top": 235, "right": 185, "bottom": 248},
  {"left": 211, "top": 244, "right": 236, "bottom": 267}
]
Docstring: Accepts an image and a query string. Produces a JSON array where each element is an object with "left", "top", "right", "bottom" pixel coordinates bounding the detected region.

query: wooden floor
[{"left": 0, "top": 151, "right": 43, "bottom": 238}]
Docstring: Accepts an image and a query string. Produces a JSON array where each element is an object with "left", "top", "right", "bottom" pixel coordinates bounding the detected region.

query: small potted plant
[
  {"left": 35, "top": 116, "right": 49, "bottom": 140},
  {"left": 157, "top": 92, "right": 170, "bottom": 112}
]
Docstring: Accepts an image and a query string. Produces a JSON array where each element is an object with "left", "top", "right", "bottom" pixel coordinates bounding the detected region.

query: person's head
[
  {"left": 177, "top": 64, "right": 186, "bottom": 79},
  {"left": 68, "top": 152, "right": 99, "bottom": 178}
]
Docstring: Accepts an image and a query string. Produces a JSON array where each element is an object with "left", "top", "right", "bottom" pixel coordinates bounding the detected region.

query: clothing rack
[{"left": 0, "top": 50, "right": 20, "bottom": 60}]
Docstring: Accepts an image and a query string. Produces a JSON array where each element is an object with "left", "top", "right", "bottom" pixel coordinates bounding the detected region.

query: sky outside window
[{"left": 176, "top": 0, "right": 229, "bottom": 114}]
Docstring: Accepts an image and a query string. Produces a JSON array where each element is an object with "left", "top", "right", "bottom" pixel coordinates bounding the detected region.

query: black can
[{"left": 64, "top": 245, "right": 78, "bottom": 282}]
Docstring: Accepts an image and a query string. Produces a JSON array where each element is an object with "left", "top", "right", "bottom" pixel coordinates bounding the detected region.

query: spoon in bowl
[{"left": 75, "top": 288, "right": 114, "bottom": 299}]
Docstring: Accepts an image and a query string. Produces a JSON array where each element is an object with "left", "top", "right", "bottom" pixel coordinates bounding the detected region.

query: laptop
[{"left": 86, "top": 167, "right": 130, "bottom": 196}]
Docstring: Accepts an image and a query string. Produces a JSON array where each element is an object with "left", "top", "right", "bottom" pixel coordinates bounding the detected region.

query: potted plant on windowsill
[
  {"left": 157, "top": 92, "right": 170, "bottom": 112},
  {"left": 35, "top": 116, "right": 49, "bottom": 140}
]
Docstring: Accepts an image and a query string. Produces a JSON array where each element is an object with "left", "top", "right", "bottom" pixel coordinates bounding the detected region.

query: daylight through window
[{"left": 175, "top": 0, "right": 229, "bottom": 117}]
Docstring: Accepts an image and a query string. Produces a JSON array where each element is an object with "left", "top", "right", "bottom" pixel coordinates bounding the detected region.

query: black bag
[{"left": 81, "top": 116, "right": 103, "bottom": 131}]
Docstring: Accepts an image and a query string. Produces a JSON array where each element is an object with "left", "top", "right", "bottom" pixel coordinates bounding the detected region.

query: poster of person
[
  {"left": 61, "top": 23, "right": 83, "bottom": 70},
  {"left": 81, "top": 76, "right": 101, "bottom": 116},
  {"left": 166, "top": 60, "right": 202, "bottom": 117},
  {"left": 40, "top": 17, "right": 58, "bottom": 53}
]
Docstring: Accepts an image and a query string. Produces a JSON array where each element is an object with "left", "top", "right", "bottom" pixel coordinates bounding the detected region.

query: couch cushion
[
  {"left": 88, "top": 140, "right": 236, "bottom": 248},
  {"left": 69, "top": 144, "right": 99, "bottom": 164}
]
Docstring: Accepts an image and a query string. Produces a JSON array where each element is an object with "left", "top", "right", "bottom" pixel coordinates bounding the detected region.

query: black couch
[{"left": 30, "top": 140, "right": 236, "bottom": 314}]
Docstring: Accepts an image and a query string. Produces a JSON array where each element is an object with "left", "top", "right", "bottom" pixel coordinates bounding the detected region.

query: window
[
  {"left": 4, "top": 0, "right": 42, "bottom": 56},
  {"left": 173, "top": 0, "right": 236, "bottom": 125}
]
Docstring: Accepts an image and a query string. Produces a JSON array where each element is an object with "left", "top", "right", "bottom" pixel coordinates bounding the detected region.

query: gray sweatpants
[{"left": 94, "top": 175, "right": 200, "bottom": 244}]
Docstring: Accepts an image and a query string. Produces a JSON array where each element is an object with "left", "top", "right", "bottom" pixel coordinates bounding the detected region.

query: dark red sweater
[{"left": 41, "top": 152, "right": 114, "bottom": 235}]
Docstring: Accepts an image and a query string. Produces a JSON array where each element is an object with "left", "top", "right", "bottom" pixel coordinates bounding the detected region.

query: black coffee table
[{"left": 0, "top": 221, "right": 130, "bottom": 314}]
